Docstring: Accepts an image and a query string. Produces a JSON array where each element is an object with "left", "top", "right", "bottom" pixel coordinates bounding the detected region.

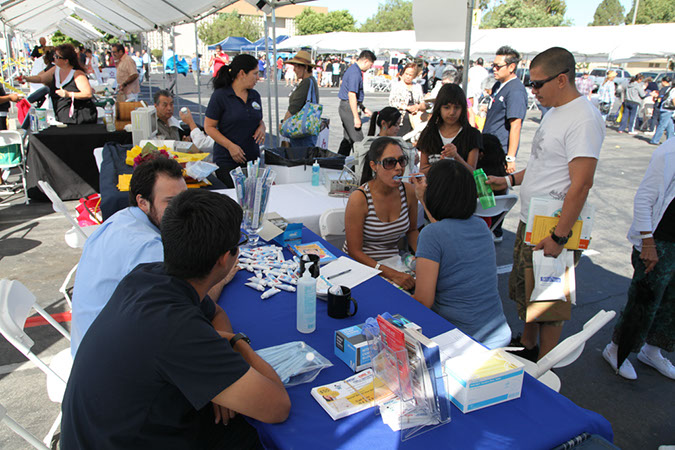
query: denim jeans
[
  {"left": 619, "top": 101, "right": 639, "bottom": 132},
  {"left": 650, "top": 109, "right": 674, "bottom": 144},
  {"left": 289, "top": 134, "right": 318, "bottom": 148}
]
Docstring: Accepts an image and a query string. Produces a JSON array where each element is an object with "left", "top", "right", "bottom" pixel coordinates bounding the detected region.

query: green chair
[{"left": 0, "top": 130, "right": 28, "bottom": 205}]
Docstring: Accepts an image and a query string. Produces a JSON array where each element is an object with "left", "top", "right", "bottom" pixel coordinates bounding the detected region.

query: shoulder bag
[{"left": 280, "top": 77, "right": 323, "bottom": 138}]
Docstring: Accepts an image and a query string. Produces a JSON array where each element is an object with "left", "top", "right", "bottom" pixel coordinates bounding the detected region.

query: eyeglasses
[
  {"left": 530, "top": 68, "right": 570, "bottom": 89},
  {"left": 54, "top": 55, "right": 67, "bottom": 60},
  {"left": 230, "top": 231, "right": 249, "bottom": 253},
  {"left": 491, "top": 62, "right": 508, "bottom": 70},
  {"left": 376, "top": 155, "right": 409, "bottom": 170}
]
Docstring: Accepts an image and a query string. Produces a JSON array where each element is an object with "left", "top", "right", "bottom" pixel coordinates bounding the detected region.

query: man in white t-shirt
[
  {"left": 488, "top": 47, "right": 605, "bottom": 362},
  {"left": 467, "top": 58, "right": 488, "bottom": 111}
]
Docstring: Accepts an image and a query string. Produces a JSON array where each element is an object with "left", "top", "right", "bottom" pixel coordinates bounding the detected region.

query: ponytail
[
  {"left": 367, "top": 111, "right": 380, "bottom": 136},
  {"left": 212, "top": 54, "right": 258, "bottom": 90}
]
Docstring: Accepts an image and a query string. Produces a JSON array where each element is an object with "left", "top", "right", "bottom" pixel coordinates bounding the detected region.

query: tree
[
  {"left": 360, "top": 0, "right": 413, "bottom": 32},
  {"left": 590, "top": 0, "right": 625, "bottom": 25},
  {"left": 50, "top": 31, "right": 82, "bottom": 47},
  {"left": 625, "top": 0, "right": 675, "bottom": 24},
  {"left": 480, "top": 0, "right": 570, "bottom": 28},
  {"left": 295, "top": 8, "right": 356, "bottom": 35},
  {"left": 198, "top": 11, "right": 261, "bottom": 44}
]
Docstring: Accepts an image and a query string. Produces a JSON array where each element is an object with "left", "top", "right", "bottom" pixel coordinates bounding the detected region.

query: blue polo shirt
[
  {"left": 61, "top": 262, "right": 251, "bottom": 449},
  {"left": 206, "top": 86, "right": 263, "bottom": 168},
  {"left": 483, "top": 77, "right": 528, "bottom": 153},
  {"left": 338, "top": 63, "right": 365, "bottom": 103}
]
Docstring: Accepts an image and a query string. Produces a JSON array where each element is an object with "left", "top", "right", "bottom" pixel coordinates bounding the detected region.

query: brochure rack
[{"left": 363, "top": 315, "right": 451, "bottom": 441}]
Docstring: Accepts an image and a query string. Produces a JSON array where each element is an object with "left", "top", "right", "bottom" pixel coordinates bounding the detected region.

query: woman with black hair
[
  {"left": 417, "top": 83, "right": 481, "bottom": 173},
  {"left": 22, "top": 43, "right": 97, "bottom": 125},
  {"left": 411, "top": 159, "right": 511, "bottom": 349},
  {"left": 344, "top": 137, "right": 419, "bottom": 291},
  {"left": 353, "top": 107, "right": 413, "bottom": 176},
  {"left": 204, "top": 54, "right": 266, "bottom": 187}
]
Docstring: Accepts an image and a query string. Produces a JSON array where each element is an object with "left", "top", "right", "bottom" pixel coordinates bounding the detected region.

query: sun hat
[{"left": 286, "top": 50, "right": 316, "bottom": 68}]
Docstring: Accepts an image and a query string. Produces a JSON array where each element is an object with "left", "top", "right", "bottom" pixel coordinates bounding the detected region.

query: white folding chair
[
  {"left": 37, "top": 180, "right": 99, "bottom": 307},
  {"left": 473, "top": 194, "right": 518, "bottom": 233},
  {"left": 0, "top": 279, "right": 73, "bottom": 446},
  {"left": 511, "top": 310, "right": 616, "bottom": 392},
  {"left": 319, "top": 208, "right": 346, "bottom": 249},
  {"left": 0, "top": 130, "right": 29, "bottom": 205},
  {"left": 93, "top": 147, "right": 104, "bottom": 172},
  {"left": 0, "top": 403, "right": 50, "bottom": 450}
]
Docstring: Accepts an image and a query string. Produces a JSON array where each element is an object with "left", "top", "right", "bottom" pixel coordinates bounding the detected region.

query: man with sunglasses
[
  {"left": 62, "top": 189, "right": 290, "bottom": 448},
  {"left": 488, "top": 47, "right": 605, "bottom": 363}
]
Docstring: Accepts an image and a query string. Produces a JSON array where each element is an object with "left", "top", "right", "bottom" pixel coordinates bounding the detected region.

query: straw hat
[{"left": 286, "top": 50, "right": 316, "bottom": 68}]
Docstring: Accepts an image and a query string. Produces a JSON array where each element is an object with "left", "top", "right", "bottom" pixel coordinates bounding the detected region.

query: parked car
[
  {"left": 638, "top": 71, "right": 659, "bottom": 80},
  {"left": 589, "top": 68, "right": 631, "bottom": 91},
  {"left": 655, "top": 72, "right": 675, "bottom": 83}
]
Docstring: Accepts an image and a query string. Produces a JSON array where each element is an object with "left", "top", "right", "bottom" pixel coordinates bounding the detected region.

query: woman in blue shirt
[
  {"left": 412, "top": 159, "right": 511, "bottom": 349},
  {"left": 205, "top": 54, "right": 266, "bottom": 188}
]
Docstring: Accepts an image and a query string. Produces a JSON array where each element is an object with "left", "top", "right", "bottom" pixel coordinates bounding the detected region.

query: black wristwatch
[
  {"left": 229, "top": 332, "right": 251, "bottom": 349},
  {"left": 550, "top": 228, "right": 572, "bottom": 246}
]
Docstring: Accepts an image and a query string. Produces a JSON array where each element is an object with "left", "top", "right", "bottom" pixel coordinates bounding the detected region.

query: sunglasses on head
[
  {"left": 530, "top": 68, "right": 570, "bottom": 89},
  {"left": 376, "top": 155, "right": 409, "bottom": 170}
]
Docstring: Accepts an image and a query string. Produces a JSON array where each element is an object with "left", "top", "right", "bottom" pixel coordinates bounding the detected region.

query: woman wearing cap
[{"left": 282, "top": 50, "right": 320, "bottom": 147}]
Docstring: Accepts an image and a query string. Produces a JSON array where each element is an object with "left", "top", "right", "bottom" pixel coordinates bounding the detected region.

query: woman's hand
[
  {"left": 640, "top": 245, "right": 658, "bottom": 274},
  {"left": 441, "top": 143, "right": 459, "bottom": 159},
  {"left": 389, "top": 270, "right": 415, "bottom": 291},
  {"left": 55, "top": 88, "right": 68, "bottom": 98},
  {"left": 253, "top": 121, "right": 266, "bottom": 145},
  {"left": 228, "top": 144, "right": 247, "bottom": 164},
  {"left": 409, "top": 174, "right": 427, "bottom": 203}
]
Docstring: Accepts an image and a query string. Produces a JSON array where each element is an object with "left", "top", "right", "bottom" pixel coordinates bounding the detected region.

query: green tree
[
  {"left": 480, "top": 0, "right": 570, "bottom": 28},
  {"left": 590, "top": 0, "right": 625, "bottom": 25},
  {"left": 625, "top": 0, "right": 675, "bottom": 24},
  {"left": 360, "top": 0, "right": 413, "bottom": 32},
  {"left": 198, "top": 11, "right": 261, "bottom": 44},
  {"left": 50, "top": 31, "right": 82, "bottom": 47},
  {"left": 295, "top": 8, "right": 356, "bottom": 35}
]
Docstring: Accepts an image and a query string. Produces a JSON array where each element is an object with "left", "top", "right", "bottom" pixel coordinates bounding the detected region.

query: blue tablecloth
[{"left": 217, "top": 229, "right": 613, "bottom": 449}]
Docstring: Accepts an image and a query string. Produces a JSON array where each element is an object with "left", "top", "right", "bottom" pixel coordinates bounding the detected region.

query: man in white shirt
[
  {"left": 468, "top": 58, "right": 489, "bottom": 111},
  {"left": 488, "top": 47, "right": 605, "bottom": 361},
  {"left": 154, "top": 89, "right": 214, "bottom": 155},
  {"left": 142, "top": 49, "right": 150, "bottom": 81}
]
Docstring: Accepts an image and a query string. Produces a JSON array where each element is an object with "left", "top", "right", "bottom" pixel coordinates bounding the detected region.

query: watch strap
[
  {"left": 505, "top": 155, "right": 516, "bottom": 162},
  {"left": 229, "top": 332, "right": 250, "bottom": 349}
]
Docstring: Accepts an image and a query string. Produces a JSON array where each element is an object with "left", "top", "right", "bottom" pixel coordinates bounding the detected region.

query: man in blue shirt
[
  {"left": 337, "top": 50, "right": 376, "bottom": 156},
  {"left": 191, "top": 52, "right": 201, "bottom": 85},
  {"left": 61, "top": 189, "right": 290, "bottom": 448}
]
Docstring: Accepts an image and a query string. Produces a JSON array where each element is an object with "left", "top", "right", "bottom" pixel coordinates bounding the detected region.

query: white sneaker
[
  {"left": 637, "top": 349, "right": 675, "bottom": 380},
  {"left": 603, "top": 343, "right": 637, "bottom": 380}
]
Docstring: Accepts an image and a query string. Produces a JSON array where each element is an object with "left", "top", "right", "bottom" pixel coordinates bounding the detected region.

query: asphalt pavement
[{"left": 0, "top": 73, "right": 672, "bottom": 449}]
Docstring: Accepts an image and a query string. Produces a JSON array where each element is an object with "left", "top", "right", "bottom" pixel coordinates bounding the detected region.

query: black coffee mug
[
  {"left": 327, "top": 286, "right": 358, "bottom": 319},
  {"left": 299, "top": 254, "right": 320, "bottom": 278}
]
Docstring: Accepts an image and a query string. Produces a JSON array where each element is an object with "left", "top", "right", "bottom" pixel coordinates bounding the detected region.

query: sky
[{"left": 311, "top": 0, "right": 636, "bottom": 27}]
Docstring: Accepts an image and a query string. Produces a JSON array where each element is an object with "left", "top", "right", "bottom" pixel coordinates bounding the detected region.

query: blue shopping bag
[{"left": 280, "top": 78, "right": 322, "bottom": 138}]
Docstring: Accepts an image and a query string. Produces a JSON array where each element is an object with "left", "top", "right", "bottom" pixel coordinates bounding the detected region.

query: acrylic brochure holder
[{"left": 363, "top": 316, "right": 451, "bottom": 441}]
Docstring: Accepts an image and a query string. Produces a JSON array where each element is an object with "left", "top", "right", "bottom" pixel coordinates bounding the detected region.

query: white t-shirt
[
  {"left": 439, "top": 128, "right": 461, "bottom": 146},
  {"left": 467, "top": 65, "right": 488, "bottom": 99},
  {"left": 519, "top": 96, "right": 605, "bottom": 223}
]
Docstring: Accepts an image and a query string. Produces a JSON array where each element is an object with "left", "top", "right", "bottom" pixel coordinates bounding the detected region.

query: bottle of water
[
  {"left": 104, "top": 102, "right": 115, "bottom": 132},
  {"left": 296, "top": 268, "right": 316, "bottom": 334},
  {"left": 29, "top": 107, "right": 37, "bottom": 133},
  {"left": 473, "top": 168, "right": 496, "bottom": 209},
  {"left": 311, "top": 160, "right": 320, "bottom": 187}
]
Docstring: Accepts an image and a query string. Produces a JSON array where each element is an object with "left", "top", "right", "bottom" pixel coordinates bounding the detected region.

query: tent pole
[
  {"left": 272, "top": 8, "right": 279, "bottom": 148},
  {"left": 172, "top": 25, "right": 179, "bottom": 111},
  {"left": 264, "top": 14, "right": 273, "bottom": 148},
  {"left": 3, "top": 23, "right": 11, "bottom": 82},
  {"left": 147, "top": 33, "right": 153, "bottom": 105},
  {"left": 461, "top": 0, "right": 475, "bottom": 93},
  {"left": 194, "top": 21, "right": 203, "bottom": 123},
  {"left": 161, "top": 31, "right": 166, "bottom": 89}
]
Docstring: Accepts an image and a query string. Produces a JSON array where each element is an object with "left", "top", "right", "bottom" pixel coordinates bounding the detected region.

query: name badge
[
  {"left": 252, "top": 101, "right": 261, "bottom": 110},
  {"left": 499, "top": 96, "right": 505, "bottom": 102}
]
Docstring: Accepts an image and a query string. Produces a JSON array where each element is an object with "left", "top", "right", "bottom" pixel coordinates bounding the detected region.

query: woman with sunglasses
[
  {"left": 411, "top": 159, "right": 511, "bottom": 349},
  {"left": 22, "top": 43, "right": 97, "bottom": 125},
  {"left": 344, "top": 137, "right": 419, "bottom": 291},
  {"left": 417, "top": 83, "right": 481, "bottom": 174}
]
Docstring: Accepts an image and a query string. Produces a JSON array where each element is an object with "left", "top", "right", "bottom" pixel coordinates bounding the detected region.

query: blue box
[
  {"left": 272, "top": 222, "right": 302, "bottom": 247},
  {"left": 334, "top": 324, "right": 371, "bottom": 372}
]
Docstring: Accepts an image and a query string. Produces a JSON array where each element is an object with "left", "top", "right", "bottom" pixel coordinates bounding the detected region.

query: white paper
[
  {"left": 320, "top": 256, "right": 381, "bottom": 290},
  {"left": 432, "top": 329, "right": 488, "bottom": 362}
]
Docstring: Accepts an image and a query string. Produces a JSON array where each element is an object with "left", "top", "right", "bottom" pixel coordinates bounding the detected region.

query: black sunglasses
[
  {"left": 491, "top": 62, "right": 508, "bottom": 70},
  {"left": 530, "top": 68, "right": 570, "bottom": 89},
  {"left": 376, "top": 155, "right": 409, "bottom": 170},
  {"left": 54, "top": 55, "right": 67, "bottom": 60}
]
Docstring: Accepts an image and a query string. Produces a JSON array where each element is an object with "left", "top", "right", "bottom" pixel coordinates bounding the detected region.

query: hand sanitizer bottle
[
  {"left": 296, "top": 267, "right": 316, "bottom": 333},
  {"left": 312, "top": 160, "right": 320, "bottom": 187}
]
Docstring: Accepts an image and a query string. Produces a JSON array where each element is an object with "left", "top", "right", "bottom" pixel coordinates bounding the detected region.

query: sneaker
[
  {"left": 637, "top": 349, "right": 675, "bottom": 380},
  {"left": 602, "top": 343, "right": 637, "bottom": 380},
  {"left": 628, "top": 131, "right": 638, "bottom": 135},
  {"left": 493, "top": 235, "right": 503, "bottom": 243}
]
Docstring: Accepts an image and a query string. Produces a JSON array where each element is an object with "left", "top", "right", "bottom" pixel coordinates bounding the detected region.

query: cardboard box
[{"left": 444, "top": 350, "right": 524, "bottom": 413}]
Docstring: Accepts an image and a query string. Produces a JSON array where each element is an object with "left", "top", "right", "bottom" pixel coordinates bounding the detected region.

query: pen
[
  {"left": 393, "top": 174, "right": 425, "bottom": 181},
  {"left": 327, "top": 269, "right": 352, "bottom": 280}
]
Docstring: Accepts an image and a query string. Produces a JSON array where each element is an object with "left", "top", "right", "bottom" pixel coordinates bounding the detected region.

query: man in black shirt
[
  {"left": 61, "top": 190, "right": 290, "bottom": 449},
  {"left": 30, "top": 37, "right": 47, "bottom": 59}
]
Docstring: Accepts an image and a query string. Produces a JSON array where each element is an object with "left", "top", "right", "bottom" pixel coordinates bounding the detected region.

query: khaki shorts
[{"left": 509, "top": 221, "right": 581, "bottom": 327}]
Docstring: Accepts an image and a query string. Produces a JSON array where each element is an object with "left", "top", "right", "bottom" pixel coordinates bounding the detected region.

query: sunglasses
[
  {"left": 530, "top": 68, "right": 570, "bottom": 89},
  {"left": 54, "top": 55, "right": 67, "bottom": 60},
  {"left": 376, "top": 155, "right": 409, "bottom": 170},
  {"left": 491, "top": 62, "right": 508, "bottom": 70}
]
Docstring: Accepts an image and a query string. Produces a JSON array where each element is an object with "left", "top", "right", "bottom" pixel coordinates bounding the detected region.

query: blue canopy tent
[
  {"left": 207, "top": 36, "right": 253, "bottom": 51},
  {"left": 240, "top": 35, "right": 289, "bottom": 52}
]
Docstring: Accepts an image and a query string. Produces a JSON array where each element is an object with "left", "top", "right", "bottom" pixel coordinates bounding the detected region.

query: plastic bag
[
  {"left": 185, "top": 160, "right": 218, "bottom": 181},
  {"left": 530, "top": 249, "right": 575, "bottom": 303},
  {"left": 256, "top": 341, "right": 333, "bottom": 387}
]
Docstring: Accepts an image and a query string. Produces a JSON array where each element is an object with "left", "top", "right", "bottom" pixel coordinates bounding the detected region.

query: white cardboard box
[{"left": 444, "top": 349, "right": 524, "bottom": 413}]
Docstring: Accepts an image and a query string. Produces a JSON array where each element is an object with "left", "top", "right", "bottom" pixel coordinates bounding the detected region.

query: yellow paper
[
  {"left": 530, "top": 215, "right": 583, "bottom": 250},
  {"left": 170, "top": 151, "right": 209, "bottom": 164},
  {"left": 117, "top": 174, "right": 132, "bottom": 191}
]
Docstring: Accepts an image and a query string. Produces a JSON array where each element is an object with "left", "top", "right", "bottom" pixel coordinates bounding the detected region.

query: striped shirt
[{"left": 344, "top": 182, "right": 410, "bottom": 261}]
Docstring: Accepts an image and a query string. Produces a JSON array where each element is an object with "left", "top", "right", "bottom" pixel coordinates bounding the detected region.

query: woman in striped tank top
[{"left": 344, "top": 137, "right": 419, "bottom": 291}]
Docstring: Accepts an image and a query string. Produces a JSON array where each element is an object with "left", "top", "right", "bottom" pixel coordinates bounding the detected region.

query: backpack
[{"left": 661, "top": 87, "right": 675, "bottom": 110}]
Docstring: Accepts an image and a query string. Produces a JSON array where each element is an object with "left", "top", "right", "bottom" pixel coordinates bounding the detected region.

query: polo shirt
[
  {"left": 483, "top": 77, "right": 528, "bottom": 153},
  {"left": 70, "top": 207, "right": 164, "bottom": 356},
  {"left": 338, "top": 63, "right": 365, "bottom": 103},
  {"left": 205, "top": 86, "right": 263, "bottom": 167},
  {"left": 61, "top": 262, "right": 251, "bottom": 449}
]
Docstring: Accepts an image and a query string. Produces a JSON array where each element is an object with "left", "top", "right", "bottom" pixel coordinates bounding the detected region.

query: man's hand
[
  {"left": 354, "top": 116, "right": 362, "bottom": 130},
  {"left": 534, "top": 235, "right": 564, "bottom": 258},
  {"left": 228, "top": 144, "right": 247, "bottom": 164},
  {"left": 640, "top": 246, "right": 658, "bottom": 274},
  {"left": 486, "top": 175, "right": 507, "bottom": 191},
  {"left": 506, "top": 161, "right": 516, "bottom": 174},
  {"left": 253, "top": 122, "right": 266, "bottom": 145},
  {"left": 179, "top": 107, "right": 196, "bottom": 128},
  {"left": 363, "top": 108, "right": 373, "bottom": 117},
  {"left": 213, "top": 403, "right": 237, "bottom": 426},
  {"left": 8, "top": 93, "right": 20, "bottom": 102}
]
